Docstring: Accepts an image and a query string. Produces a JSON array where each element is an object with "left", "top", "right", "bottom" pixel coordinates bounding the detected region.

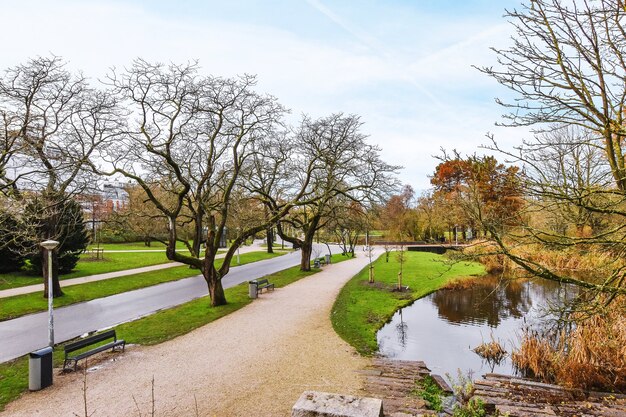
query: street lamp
[{"left": 41, "top": 240, "right": 59, "bottom": 348}]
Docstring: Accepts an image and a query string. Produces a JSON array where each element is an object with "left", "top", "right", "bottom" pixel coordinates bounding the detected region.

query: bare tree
[
  {"left": 103, "top": 60, "right": 306, "bottom": 306},
  {"left": 479, "top": 0, "right": 626, "bottom": 297},
  {"left": 273, "top": 113, "right": 399, "bottom": 271},
  {"left": 328, "top": 199, "right": 367, "bottom": 257},
  {"left": 479, "top": 0, "right": 626, "bottom": 190},
  {"left": 0, "top": 56, "right": 119, "bottom": 296}
]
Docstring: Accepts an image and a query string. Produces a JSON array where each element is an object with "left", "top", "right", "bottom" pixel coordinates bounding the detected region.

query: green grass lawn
[
  {"left": 0, "top": 251, "right": 284, "bottom": 322},
  {"left": 0, "top": 252, "right": 173, "bottom": 291},
  {"left": 87, "top": 241, "right": 231, "bottom": 252},
  {"left": 86, "top": 240, "right": 193, "bottom": 251},
  {"left": 0, "top": 245, "right": 265, "bottom": 291},
  {"left": 0, "top": 253, "right": 349, "bottom": 411},
  {"left": 331, "top": 251, "right": 486, "bottom": 355}
]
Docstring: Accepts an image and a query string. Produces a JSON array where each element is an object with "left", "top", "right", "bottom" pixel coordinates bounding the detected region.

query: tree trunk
[
  {"left": 192, "top": 208, "right": 204, "bottom": 258},
  {"left": 300, "top": 241, "right": 313, "bottom": 271},
  {"left": 266, "top": 227, "right": 274, "bottom": 254},
  {"left": 42, "top": 250, "right": 63, "bottom": 298},
  {"left": 204, "top": 268, "right": 227, "bottom": 306}
]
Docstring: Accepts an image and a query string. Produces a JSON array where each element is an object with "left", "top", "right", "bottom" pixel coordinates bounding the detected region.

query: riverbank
[{"left": 331, "top": 251, "right": 486, "bottom": 356}]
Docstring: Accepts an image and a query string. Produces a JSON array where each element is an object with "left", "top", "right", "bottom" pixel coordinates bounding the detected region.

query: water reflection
[
  {"left": 377, "top": 275, "right": 575, "bottom": 378},
  {"left": 431, "top": 276, "right": 534, "bottom": 326}
]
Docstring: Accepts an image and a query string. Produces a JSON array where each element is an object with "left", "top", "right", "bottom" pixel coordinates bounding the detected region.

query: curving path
[{"left": 1, "top": 249, "right": 380, "bottom": 417}]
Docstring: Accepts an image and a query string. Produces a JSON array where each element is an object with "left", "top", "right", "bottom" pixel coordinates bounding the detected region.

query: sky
[{"left": 1, "top": 0, "right": 530, "bottom": 191}]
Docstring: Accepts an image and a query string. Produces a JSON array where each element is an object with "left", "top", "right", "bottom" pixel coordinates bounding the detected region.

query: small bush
[
  {"left": 453, "top": 398, "right": 488, "bottom": 417},
  {"left": 413, "top": 375, "right": 443, "bottom": 412},
  {"left": 446, "top": 371, "right": 488, "bottom": 417}
]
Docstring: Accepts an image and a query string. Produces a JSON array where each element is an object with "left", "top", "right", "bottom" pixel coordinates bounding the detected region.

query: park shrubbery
[
  {"left": 0, "top": 198, "right": 89, "bottom": 276},
  {"left": 0, "top": 212, "right": 25, "bottom": 273}
]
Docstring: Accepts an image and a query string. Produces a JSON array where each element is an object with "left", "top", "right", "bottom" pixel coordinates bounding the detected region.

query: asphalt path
[{"left": 0, "top": 244, "right": 341, "bottom": 363}]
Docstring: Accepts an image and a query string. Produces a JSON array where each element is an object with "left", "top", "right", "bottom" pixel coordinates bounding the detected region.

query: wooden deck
[
  {"left": 472, "top": 374, "right": 626, "bottom": 417},
  {"left": 360, "top": 358, "right": 450, "bottom": 416},
  {"left": 357, "top": 359, "right": 626, "bottom": 416}
]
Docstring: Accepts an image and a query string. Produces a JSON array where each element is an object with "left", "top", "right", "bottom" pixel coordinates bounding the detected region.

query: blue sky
[{"left": 1, "top": 0, "right": 528, "bottom": 191}]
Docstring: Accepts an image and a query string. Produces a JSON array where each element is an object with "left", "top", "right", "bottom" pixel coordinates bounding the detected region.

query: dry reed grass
[
  {"left": 440, "top": 275, "right": 485, "bottom": 290},
  {"left": 473, "top": 337, "right": 507, "bottom": 364},
  {"left": 462, "top": 239, "right": 624, "bottom": 277},
  {"left": 511, "top": 297, "right": 626, "bottom": 393}
]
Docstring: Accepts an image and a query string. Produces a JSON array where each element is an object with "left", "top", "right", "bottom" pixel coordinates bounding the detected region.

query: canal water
[{"left": 377, "top": 275, "right": 575, "bottom": 379}]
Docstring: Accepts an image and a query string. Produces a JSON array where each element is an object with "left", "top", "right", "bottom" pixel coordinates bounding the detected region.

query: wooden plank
[
  {"left": 496, "top": 404, "right": 558, "bottom": 417},
  {"left": 430, "top": 373, "right": 453, "bottom": 394}
]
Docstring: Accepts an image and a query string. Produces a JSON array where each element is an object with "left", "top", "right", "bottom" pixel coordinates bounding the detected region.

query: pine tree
[
  {"left": 0, "top": 212, "right": 26, "bottom": 273},
  {"left": 27, "top": 197, "right": 90, "bottom": 276}
]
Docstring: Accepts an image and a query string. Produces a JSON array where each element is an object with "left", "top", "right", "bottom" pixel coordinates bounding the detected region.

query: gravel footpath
[{"left": 2, "top": 251, "right": 377, "bottom": 417}]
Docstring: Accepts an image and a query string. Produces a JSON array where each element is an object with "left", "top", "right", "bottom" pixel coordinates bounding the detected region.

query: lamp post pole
[
  {"left": 237, "top": 228, "right": 241, "bottom": 265},
  {"left": 41, "top": 240, "right": 59, "bottom": 348}
]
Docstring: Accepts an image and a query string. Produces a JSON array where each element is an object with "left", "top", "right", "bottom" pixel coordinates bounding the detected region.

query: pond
[{"left": 377, "top": 275, "right": 576, "bottom": 379}]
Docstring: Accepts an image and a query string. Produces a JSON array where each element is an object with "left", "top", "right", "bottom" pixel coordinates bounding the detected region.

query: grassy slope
[
  {"left": 0, "top": 252, "right": 347, "bottom": 411},
  {"left": 331, "top": 251, "right": 486, "bottom": 355},
  {"left": 0, "top": 251, "right": 284, "bottom": 321}
]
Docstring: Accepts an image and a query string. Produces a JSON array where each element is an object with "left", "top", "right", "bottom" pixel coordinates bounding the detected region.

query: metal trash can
[
  {"left": 248, "top": 280, "right": 258, "bottom": 299},
  {"left": 29, "top": 347, "right": 53, "bottom": 391},
  {"left": 325, "top": 254, "right": 331, "bottom": 265}
]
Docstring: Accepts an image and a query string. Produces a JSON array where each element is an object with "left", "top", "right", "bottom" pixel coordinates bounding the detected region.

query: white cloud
[{"left": 0, "top": 0, "right": 529, "bottom": 190}]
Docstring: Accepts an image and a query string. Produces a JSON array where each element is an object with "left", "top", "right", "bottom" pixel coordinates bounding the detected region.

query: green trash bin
[{"left": 29, "top": 347, "right": 53, "bottom": 391}]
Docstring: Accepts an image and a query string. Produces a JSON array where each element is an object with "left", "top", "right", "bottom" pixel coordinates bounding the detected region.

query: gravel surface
[{"left": 2, "top": 251, "right": 377, "bottom": 417}]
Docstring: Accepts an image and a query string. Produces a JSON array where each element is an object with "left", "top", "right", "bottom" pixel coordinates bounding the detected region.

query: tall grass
[
  {"left": 511, "top": 297, "right": 626, "bottom": 393},
  {"left": 462, "top": 239, "right": 624, "bottom": 277}
]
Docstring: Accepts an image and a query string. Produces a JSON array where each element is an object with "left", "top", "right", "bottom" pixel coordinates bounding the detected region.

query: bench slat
[
  {"left": 69, "top": 341, "right": 124, "bottom": 361},
  {"left": 65, "top": 330, "right": 117, "bottom": 353},
  {"left": 63, "top": 330, "right": 125, "bottom": 372}
]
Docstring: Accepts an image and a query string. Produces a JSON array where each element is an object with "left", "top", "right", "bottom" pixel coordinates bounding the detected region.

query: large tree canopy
[
  {"left": 268, "top": 113, "right": 399, "bottom": 271},
  {"left": 102, "top": 60, "right": 296, "bottom": 306},
  {"left": 431, "top": 154, "right": 523, "bottom": 236}
]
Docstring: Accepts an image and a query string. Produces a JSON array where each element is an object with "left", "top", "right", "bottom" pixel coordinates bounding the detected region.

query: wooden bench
[
  {"left": 253, "top": 278, "right": 274, "bottom": 295},
  {"left": 63, "top": 329, "right": 125, "bottom": 372}
]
